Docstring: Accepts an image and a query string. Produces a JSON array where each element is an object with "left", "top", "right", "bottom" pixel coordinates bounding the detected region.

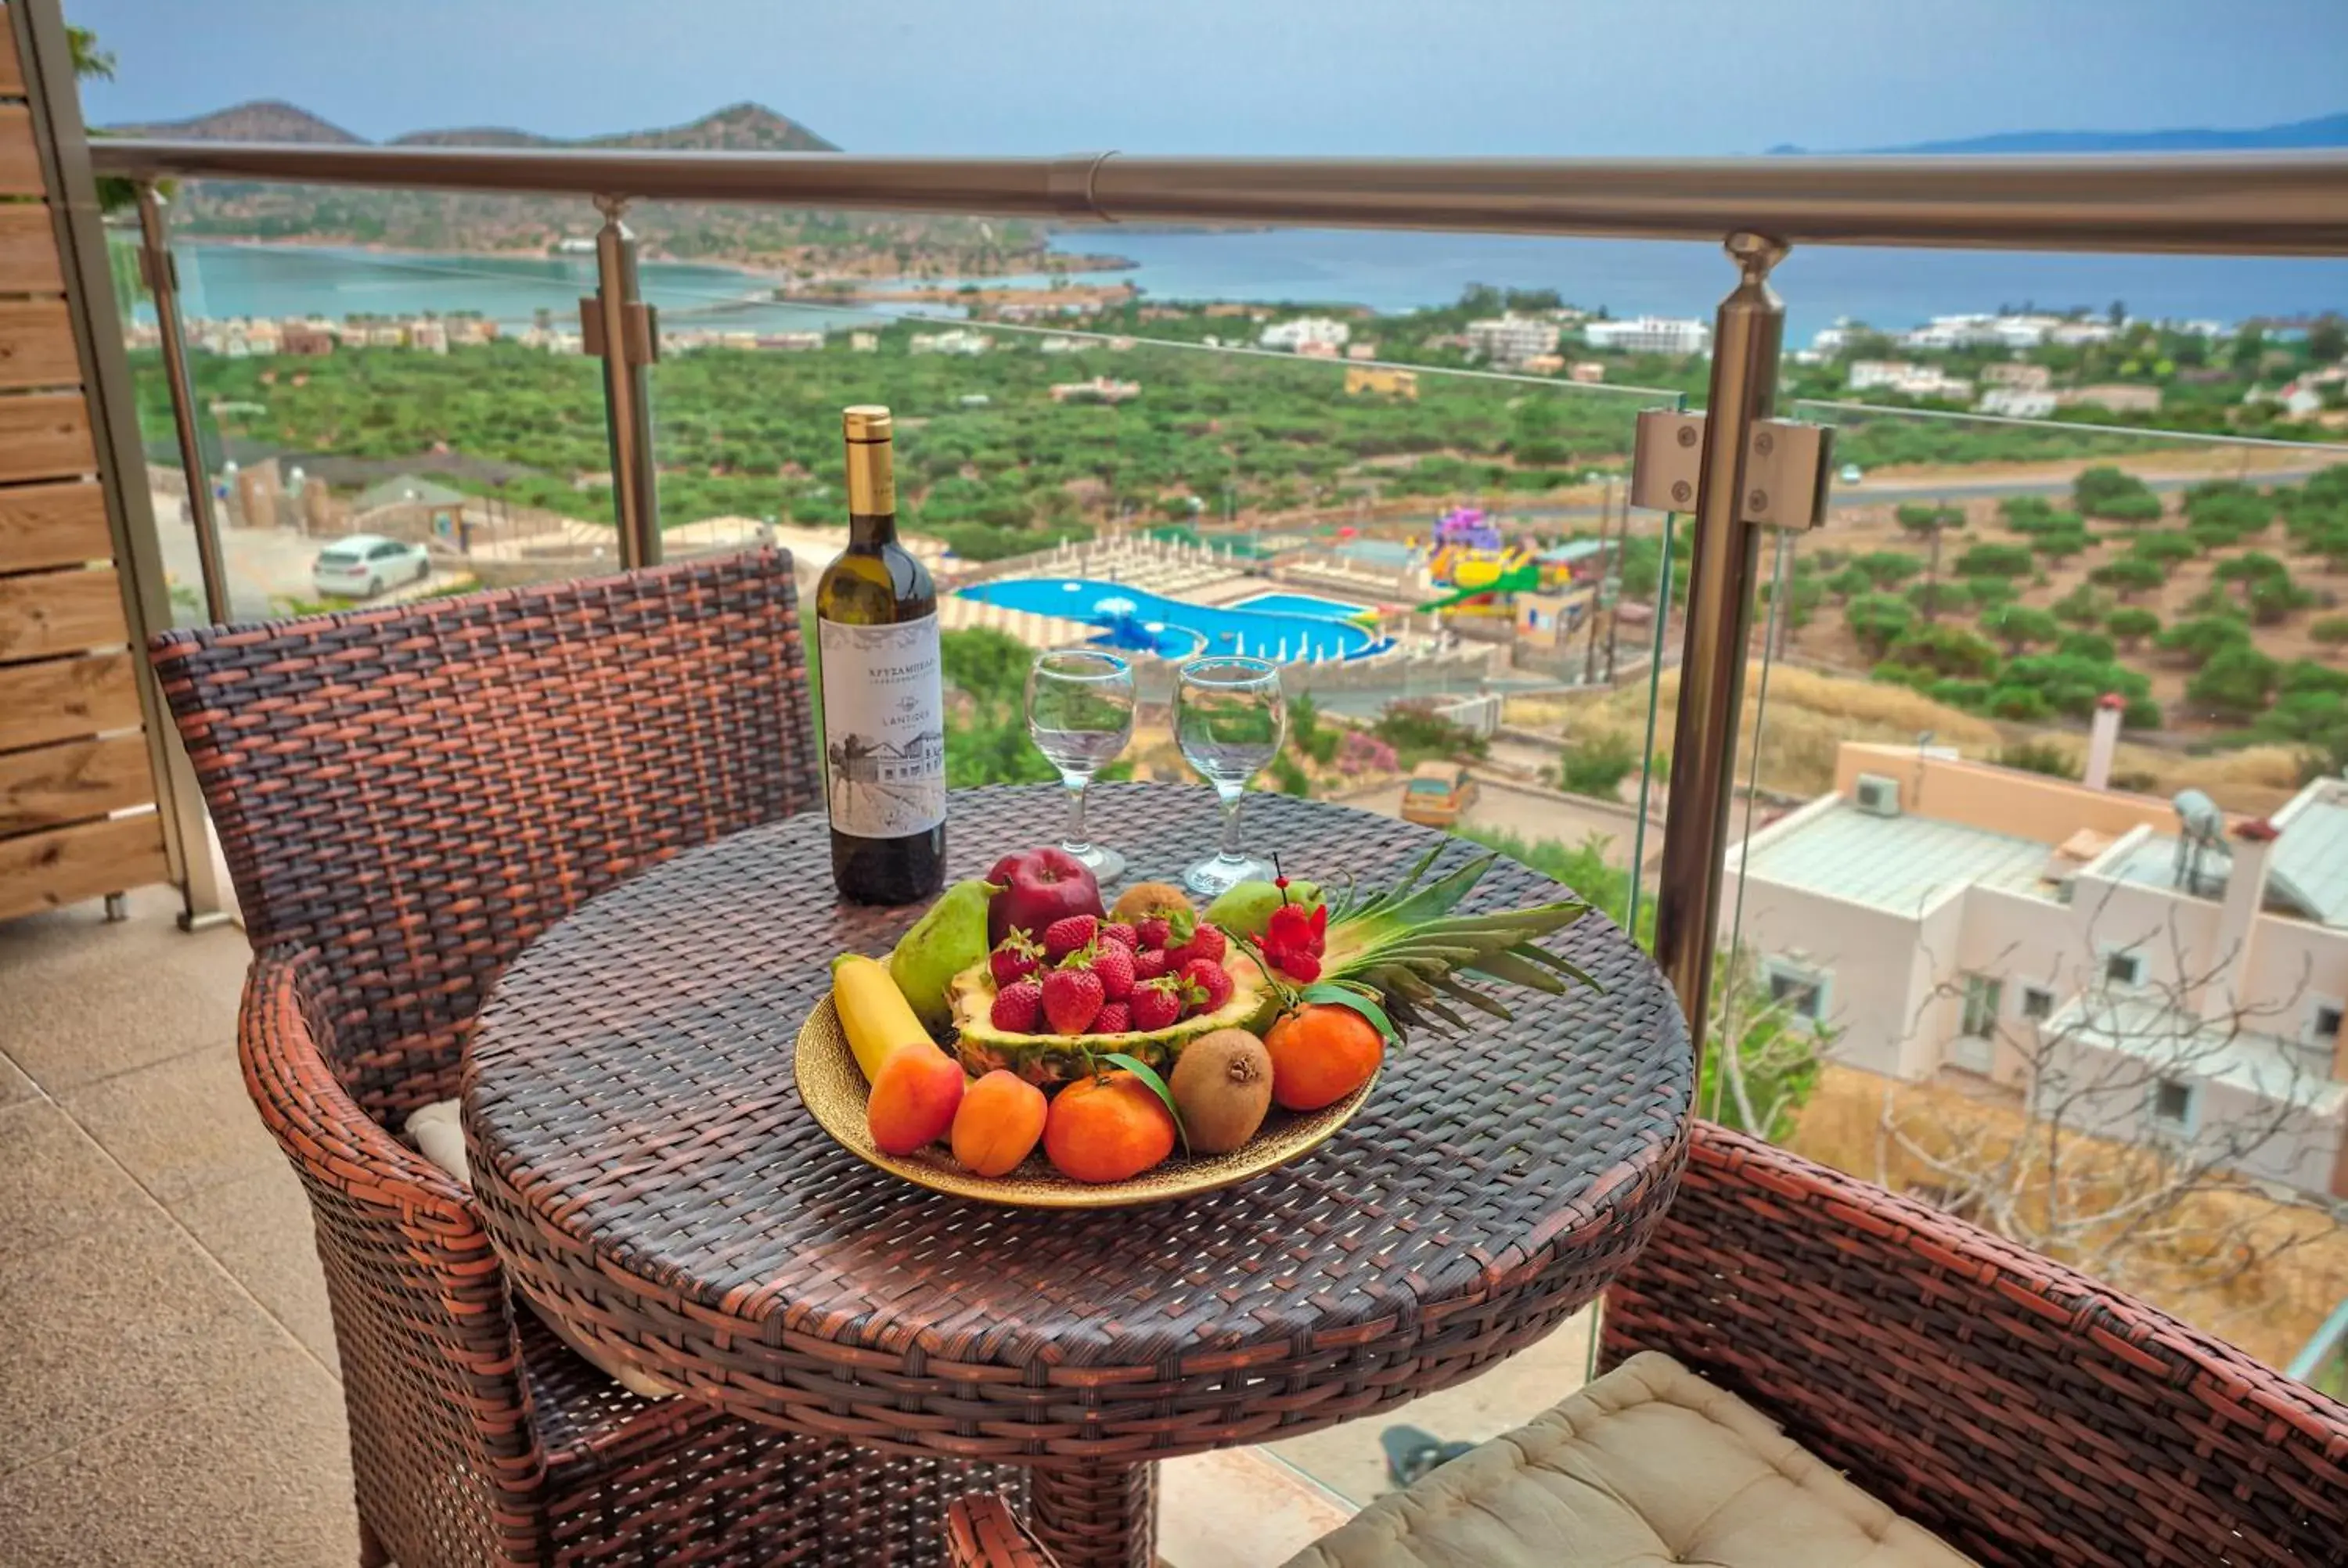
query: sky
[{"left": 68, "top": 0, "right": 2348, "bottom": 155}]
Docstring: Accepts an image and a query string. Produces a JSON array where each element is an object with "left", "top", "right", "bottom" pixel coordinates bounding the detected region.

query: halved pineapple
[{"left": 948, "top": 954, "right": 1267, "bottom": 1084}]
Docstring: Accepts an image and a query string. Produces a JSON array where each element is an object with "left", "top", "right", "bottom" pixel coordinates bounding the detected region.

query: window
[
  {"left": 2148, "top": 1077, "right": 2200, "bottom": 1135},
  {"left": 1765, "top": 961, "right": 1828, "bottom": 1024},
  {"left": 2102, "top": 949, "right": 2146, "bottom": 988},
  {"left": 371, "top": 541, "right": 409, "bottom": 559},
  {"left": 2020, "top": 986, "right": 2056, "bottom": 1022},
  {"left": 1960, "top": 975, "right": 2003, "bottom": 1038},
  {"left": 2310, "top": 1000, "right": 2346, "bottom": 1049}
]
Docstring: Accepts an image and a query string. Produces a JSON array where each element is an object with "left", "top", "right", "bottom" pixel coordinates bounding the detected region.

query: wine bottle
[{"left": 816, "top": 405, "right": 948, "bottom": 904}]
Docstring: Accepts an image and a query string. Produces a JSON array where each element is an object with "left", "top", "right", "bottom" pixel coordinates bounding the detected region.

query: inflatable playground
[{"left": 1412, "top": 508, "right": 1540, "bottom": 614}]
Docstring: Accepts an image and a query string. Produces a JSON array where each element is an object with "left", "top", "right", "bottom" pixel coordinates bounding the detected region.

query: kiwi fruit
[
  {"left": 1169, "top": 1029, "right": 1274, "bottom": 1154},
  {"left": 1111, "top": 880, "right": 1194, "bottom": 926}
]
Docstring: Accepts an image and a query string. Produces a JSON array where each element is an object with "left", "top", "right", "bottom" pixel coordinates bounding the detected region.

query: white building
[
  {"left": 2051, "top": 320, "right": 2120, "bottom": 347},
  {"left": 1981, "top": 361, "right": 2054, "bottom": 390},
  {"left": 1726, "top": 732, "right": 2348, "bottom": 1199},
  {"left": 908, "top": 329, "right": 993, "bottom": 356},
  {"left": 1810, "top": 318, "right": 1865, "bottom": 355},
  {"left": 1464, "top": 314, "right": 1563, "bottom": 367},
  {"left": 1258, "top": 316, "right": 1352, "bottom": 353},
  {"left": 407, "top": 320, "right": 448, "bottom": 355},
  {"left": 849, "top": 332, "right": 880, "bottom": 353},
  {"left": 1581, "top": 316, "right": 1711, "bottom": 355},
  {"left": 1978, "top": 387, "right": 2058, "bottom": 418},
  {"left": 1849, "top": 360, "right": 1972, "bottom": 401},
  {"left": 1038, "top": 335, "right": 1083, "bottom": 354}
]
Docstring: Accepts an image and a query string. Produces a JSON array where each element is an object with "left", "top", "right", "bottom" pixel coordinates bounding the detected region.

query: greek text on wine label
[{"left": 818, "top": 614, "right": 947, "bottom": 837}]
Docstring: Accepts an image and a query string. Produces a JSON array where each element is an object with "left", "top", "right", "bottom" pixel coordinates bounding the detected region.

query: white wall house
[
  {"left": 1464, "top": 314, "right": 1562, "bottom": 366},
  {"left": 1582, "top": 316, "right": 1711, "bottom": 355},
  {"left": 1978, "top": 387, "right": 2059, "bottom": 419},
  {"left": 1258, "top": 317, "right": 1352, "bottom": 352}
]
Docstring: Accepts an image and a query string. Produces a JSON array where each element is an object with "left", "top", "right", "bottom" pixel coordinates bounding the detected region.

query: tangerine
[
  {"left": 951, "top": 1070, "right": 1048, "bottom": 1177},
  {"left": 1043, "top": 1070, "right": 1176, "bottom": 1184},
  {"left": 1263, "top": 1003, "right": 1384, "bottom": 1111}
]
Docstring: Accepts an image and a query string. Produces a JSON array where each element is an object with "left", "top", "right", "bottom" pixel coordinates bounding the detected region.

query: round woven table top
[{"left": 463, "top": 784, "right": 1692, "bottom": 1466}]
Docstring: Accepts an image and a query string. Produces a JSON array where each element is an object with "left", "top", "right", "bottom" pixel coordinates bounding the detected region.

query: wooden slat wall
[{"left": 0, "top": 2, "right": 171, "bottom": 922}]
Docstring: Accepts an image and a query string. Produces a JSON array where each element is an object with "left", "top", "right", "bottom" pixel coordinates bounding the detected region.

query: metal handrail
[{"left": 87, "top": 139, "right": 2348, "bottom": 256}]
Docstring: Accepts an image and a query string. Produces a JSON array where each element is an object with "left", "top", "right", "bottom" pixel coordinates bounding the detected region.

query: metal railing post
[
  {"left": 1651, "top": 232, "right": 1788, "bottom": 1053},
  {"left": 135, "top": 184, "right": 232, "bottom": 624},
  {"left": 582, "top": 196, "right": 660, "bottom": 567}
]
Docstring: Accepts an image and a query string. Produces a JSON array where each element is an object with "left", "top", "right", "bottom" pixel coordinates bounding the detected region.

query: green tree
[
  {"left": 2051, "top": 584, "right": 2111, "bottom": 627},
  {"left": 2155, "top": 613, "right": 2253, "bottom": 667},
  {"left": 2128, "top": 531, "right": 2200, "bottom": 567},
  {"left": 1982, "top": 603, "right": 2062, "bottom": 653},
  {"left": 1885, "top": 623, "right": 2001, "bottom": 680},
  {"left": 1558, "top": 733, "right": 1640, "bottom": 800},
  {"left": 2032, "top": 527, "right": 2093, "bottom": 562},
  {"left": 2310, "top": 316, "right": 2347, "bottom": 364},
  {"left": 2186, "top": 644, "right": 2280, "bottom": 720},
  {"left": 1853, "top": 549, "right": 1924, "bottom": 587},
  {"left": 1955, "top": 543, "right": 2033, "bottom": 579},
  {"left": 2310, "top": 614, "right": 2348, "bottom": 646},
  {"left": 1896, "top": 503, "right": 1964, "bottom": 538},
  {"left": 2105, "top": 606, "right": 2162, "bottom": 649},
  {"left": 2088, "top": 556, "right": 2164, "bottom": 600},
  {"left": 1846, "top": 593, "right": 1914, "bottom": 657}
]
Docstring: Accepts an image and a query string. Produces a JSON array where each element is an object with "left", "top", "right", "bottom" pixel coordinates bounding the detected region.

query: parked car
[
  {"left": 1837, "top": 462, "right": 1864, "bottom": 484},
  {"left": 312, "top": 534, "right": 431, "bottom": 599},
  {"left": 1399, "top": 760, "right": 1477, "bottom": 827}
]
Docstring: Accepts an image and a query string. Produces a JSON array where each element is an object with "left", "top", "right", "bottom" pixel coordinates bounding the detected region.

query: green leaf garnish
[
  {"left": 1103, "top": 1051, "right": 1190, "bottom": 1157},
  {"left": 1299, "top": 982, "right": 1399, "bottom": 1044}
]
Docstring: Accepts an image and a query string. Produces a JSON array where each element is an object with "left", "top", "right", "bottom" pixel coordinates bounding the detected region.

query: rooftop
[
  {"left": 2099, "top": 782, "right": 2348, "bottom": 931},
  {"left": 2052, "top": 991, "right": 2348, "bottom": 1117},
  {"left": 1738, "top": 800, "right": 2051, "bottom": 916}
]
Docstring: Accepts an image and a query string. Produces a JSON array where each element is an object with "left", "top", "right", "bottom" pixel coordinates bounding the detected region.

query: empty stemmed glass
[
  {"left": 1025, "top": 648, "right": 1136, "bottom": 883},
  {"left": 1174, "top": 656, "right": 1287, "bottom": 896}
]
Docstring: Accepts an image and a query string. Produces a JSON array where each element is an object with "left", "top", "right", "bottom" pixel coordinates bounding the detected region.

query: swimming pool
[
  {"left": 957, "top": 578, "right": 1390, "bottom": 663},
  {"left": 1229, "top": 592, "right": 1374, "bottom": 620}
]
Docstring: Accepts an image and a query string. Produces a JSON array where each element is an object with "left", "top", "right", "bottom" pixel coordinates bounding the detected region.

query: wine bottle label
[{"left": 817, "top": 614, "right": 947, "bottom": 837}]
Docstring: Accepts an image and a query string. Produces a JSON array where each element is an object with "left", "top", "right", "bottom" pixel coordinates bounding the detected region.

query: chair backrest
[{"left": 152, "top": 550, "right": 818, "bottom": 1120}]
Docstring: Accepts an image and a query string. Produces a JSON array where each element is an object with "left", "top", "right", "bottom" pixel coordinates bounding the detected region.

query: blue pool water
[
  {"left": 1230, "top": 592, "right": 1373, "bottom": 619},
  {"left": 957, "top": 578, "right": 1389, "bottom": 662}
]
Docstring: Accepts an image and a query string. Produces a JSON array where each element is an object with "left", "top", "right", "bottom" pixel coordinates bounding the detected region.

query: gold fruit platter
[{"left": 794, "top": 995, "right": 1377, "bottom": 1210}]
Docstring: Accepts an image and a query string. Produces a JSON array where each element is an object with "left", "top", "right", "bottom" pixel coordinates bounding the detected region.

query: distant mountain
[
  {"left": 99, "top": 100, "right": 1050, "bottom": 279},
  {"left": 1770, "top": 111, "right": 2348, "bottom": 156},
  {"left": 108, "top": 99, "right": 362, "bottom": 145}
]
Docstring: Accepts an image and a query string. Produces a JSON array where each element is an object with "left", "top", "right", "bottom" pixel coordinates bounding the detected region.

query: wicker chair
[
  {"left": 948, "top": 1120, "right": 2348, "bottom": 1567},
  {"left": 153, "top": 552, "right": 1016, "bottom": 1567}
]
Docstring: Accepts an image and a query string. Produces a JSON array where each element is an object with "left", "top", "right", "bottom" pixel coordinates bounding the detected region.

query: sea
[{"left": 149, "top": 231, "right": 2348, "bottom": 343}]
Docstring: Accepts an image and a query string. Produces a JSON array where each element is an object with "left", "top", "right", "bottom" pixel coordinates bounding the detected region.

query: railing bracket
[{"left": 1629, "top": 408, "right": 1834, "bottom": 530}]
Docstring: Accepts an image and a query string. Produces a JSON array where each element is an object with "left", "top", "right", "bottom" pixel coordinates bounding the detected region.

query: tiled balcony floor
[{"left": 0, "top": 886, "right": 1589, "bottom": 1565}]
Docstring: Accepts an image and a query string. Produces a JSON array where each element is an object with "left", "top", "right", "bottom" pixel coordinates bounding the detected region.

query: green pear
[
  {"left": 1204, "top": 879, "right": 1323, "bottom": 940},
  {"left": 888, "top": 879, "right": 1000, "bottom": 1034}
]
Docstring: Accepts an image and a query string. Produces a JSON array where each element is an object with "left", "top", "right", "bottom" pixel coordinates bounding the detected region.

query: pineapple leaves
[{"left": 1103, "top": 1052, "right": 1189, "bottom": 1157}]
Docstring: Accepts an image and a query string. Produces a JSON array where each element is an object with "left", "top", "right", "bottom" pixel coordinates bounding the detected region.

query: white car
[
  {"left": 312, "top": 534, "right": 431, "bottom": 599},
  {"left": 1838, "top": 463, "right": 1864, "bottom": 485}
]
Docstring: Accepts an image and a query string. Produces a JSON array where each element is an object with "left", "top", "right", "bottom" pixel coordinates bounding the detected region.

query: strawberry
[
  {"left": 1127, "top": 977, "right": 1183, "bottom": 1031},
  {"left": 1167, "top": 922, "right": 1226, "bottom": 970},
  {"left": 1041, "top": 965, "right": 1104, "bottom": 1034},
  {"left": 1281, "top": 951, "right": 1322, "bottom": 983},
  {"left": 1101, "top": 922, "right": 1140, "bottom": 952},
  {"left": 1042, "top": 914, "right": 1099, "bottom": 964},
  {"left": 989, "top": 930, "right": 1043, "bottom": 987},
  {"left": 1092, "top": 1002, "right": 1131, "bottom": 1035},
  {"left": 989, "top": 980, "right": 1043, "bottom": 1033},
  {"left": 1086, "top": 941, "right": 1136, "bottom": 1001},
  {"left": 1133, "top": 916, "right": 1172, "bottom": 951},
  {"left": 1182, "top": 957, "right": 1234, "bottom": 1016},
  {"left": 1131, "top": 948, "right": 1171, "bottom": 982}
]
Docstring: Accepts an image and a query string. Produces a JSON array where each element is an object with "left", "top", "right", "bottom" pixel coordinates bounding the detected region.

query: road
[{"left": 152, "top": 496, "right": 466, "bottom": 618}]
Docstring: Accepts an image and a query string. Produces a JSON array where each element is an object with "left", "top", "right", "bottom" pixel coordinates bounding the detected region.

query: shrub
[
  {"left": 2246, "top": 577, "right": 2318, "bottom": 626},
  {"left": 2281, "top": 660, "right": 2348, "bottom": 697},
  {"left": 1981, "top": 603, "right": 2062, "bottom": 653},
  {"left": 1335, "top": 729, "right": 1399, "bottom": 776},
  {"left": 1996, "top": 652, "right": 2151, "bottom": 719},
  {"left": 2105, "top": 606, "right": 2162, "bottom": 648},
  {"left": 2155, "top": 613, "right": 2253, "bottom": 667},
  {"left": 1985, "top": 685, "right": 2052, "bottom": 721},
  {"left": 2073, "top": 466, "right": 2159, "bottom": 520},
  {"left": 2128, "top": 530, "right": 2200, "bottom": 566},
  {"left": 1269, "top": 750, "right": 1313, "bottom": 797},
  {"left": 1965, "top": 577, "right": 2022, "bottom": 610},
  {"left": 2032, "top": 527, "right": 2094, "bottom": 561},
  {"left": 1884, "top": 624, "right": 2001, "bottom": 681},
  {"left": 2123, "top": 696, "right": 2164, "bottom": 730},
  {"left": 1905, "top": 580, "right": 1974, "bottom": 616},
  {"left": 1559, "top": 732, "right": 1640, "bottom": 800},
  {"left": 2312, "top": 613, "right": 2348, "bottom": 645},
  {"left": 1846, "top": 592, "right": 1915, "bottom": 656},
  {"left": 2088, "top": 556, "right": 2165, "bottom": 599},
  {"left": 2187, "top": 644, "right": 2281, "bottom": 719},
  {"left": 2051, "top": 584, "right": 2112, "bottom": 627},
  {"left": 1824, "top": 565, "right": 1872, "bottom": 601},
  {"left": 2000, "top": 494, "right": 2056, "bottom": 527},
  {"left": 1853, "top": 549, "right": 1924, "bottom": 587},
  {"left": 1956, "top": 543, "right": 2033, "bottom": 579},
  {"left": 1374, "top": 700, "right": 1489, "bottom": 763},
  {"left": 1896, "top": 503, "right": 1965, "bottom": 536},
  {"left": 2058, "top": 631, "right": 2116, "bottom": 661},
  {"left": 1997, "top": 740, "right": 2076, "bottom": 778},
  {"left": 2089, "top": 491, "right": 2165, "bottom": 525}
]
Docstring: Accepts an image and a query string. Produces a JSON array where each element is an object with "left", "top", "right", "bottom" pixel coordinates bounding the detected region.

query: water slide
[{"left": 1413, "top": 563, "right": 1542, "bottom": 613}]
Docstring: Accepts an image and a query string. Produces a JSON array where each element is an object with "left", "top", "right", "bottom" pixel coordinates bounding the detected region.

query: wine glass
[
  {"left": 1174, "top": 656, "right": 1287, "bottom": 896},
  {"left": 1025, "top": 648, "right": 1136, "bottom": 883}
]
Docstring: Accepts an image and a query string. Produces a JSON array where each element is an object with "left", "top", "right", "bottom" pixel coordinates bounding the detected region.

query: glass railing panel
[
  {"left": 634, "top": 279, "right": 1689, "bottom": 1505},
  {"left": 121, "top": 236, "right": 622, "bottom": 617},
  {"left": 1721, "top": 390, "right": 2348, "bottom": 1383}
]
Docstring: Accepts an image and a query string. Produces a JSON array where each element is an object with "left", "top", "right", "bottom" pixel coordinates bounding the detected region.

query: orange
[
  {"left": 1263, "top": 1004, "right": 1384, "bottom": 1111},
  {"left": 951, "top": 1070, "right": 1049, "bottom": 1177},
  {"left": 1043, "top": 1070, "right": 1176, "bottom": 1184}
]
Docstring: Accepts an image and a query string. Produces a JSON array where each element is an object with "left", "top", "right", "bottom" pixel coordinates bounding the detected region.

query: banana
[{"left": 831, "top": 955, "right": 933, "bottom": 1084}]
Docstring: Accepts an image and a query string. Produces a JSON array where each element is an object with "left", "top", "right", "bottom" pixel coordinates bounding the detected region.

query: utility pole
[{"left": 1583, "top": 480, "right": 1612, "bottom": 685}]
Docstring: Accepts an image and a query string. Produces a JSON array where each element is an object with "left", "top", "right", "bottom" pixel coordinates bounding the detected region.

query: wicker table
[{"left": 463, "top": 785, "right": 1692, "bottom": 1567}]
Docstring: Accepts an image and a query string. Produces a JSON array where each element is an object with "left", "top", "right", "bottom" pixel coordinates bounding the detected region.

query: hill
[
  {"left": 1770, "top": 110, "right": 2348, "bottom": 156},
  {"left": 103, "top": 101, "right": 1056, "bottom": 279}
]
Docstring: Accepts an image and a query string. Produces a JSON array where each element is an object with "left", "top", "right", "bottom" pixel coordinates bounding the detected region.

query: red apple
[{"left": 985, "top": 847, "right": 1104, "bottom": 948}]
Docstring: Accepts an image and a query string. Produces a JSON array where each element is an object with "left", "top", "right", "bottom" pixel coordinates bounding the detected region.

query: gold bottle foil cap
[
  {"left": 843, "top": 405, "right": 893, "bottom": 441},
  {"left": 844, "top": 406, "right": 895, "bottom": 514}
]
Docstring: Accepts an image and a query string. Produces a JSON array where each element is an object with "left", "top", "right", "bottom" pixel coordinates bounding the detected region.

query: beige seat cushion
[{"left": 1284, "top": 1351, "right": 1975, "bottom": 1568}]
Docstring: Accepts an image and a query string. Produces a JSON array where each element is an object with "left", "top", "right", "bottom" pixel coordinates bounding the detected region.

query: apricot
[
  {"left": 951, "top": 1070, "right": 1049, "bottom": 1177},
  {"left": 866, "top": 1045, "right": 966, "bottom": 1155},
  {"left": 1043, "top": 1070, "right": 1176, "bottom": 1184},
  {"left": 1263, "top": 1004, "right": 1384, "bottom": 1111}
]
